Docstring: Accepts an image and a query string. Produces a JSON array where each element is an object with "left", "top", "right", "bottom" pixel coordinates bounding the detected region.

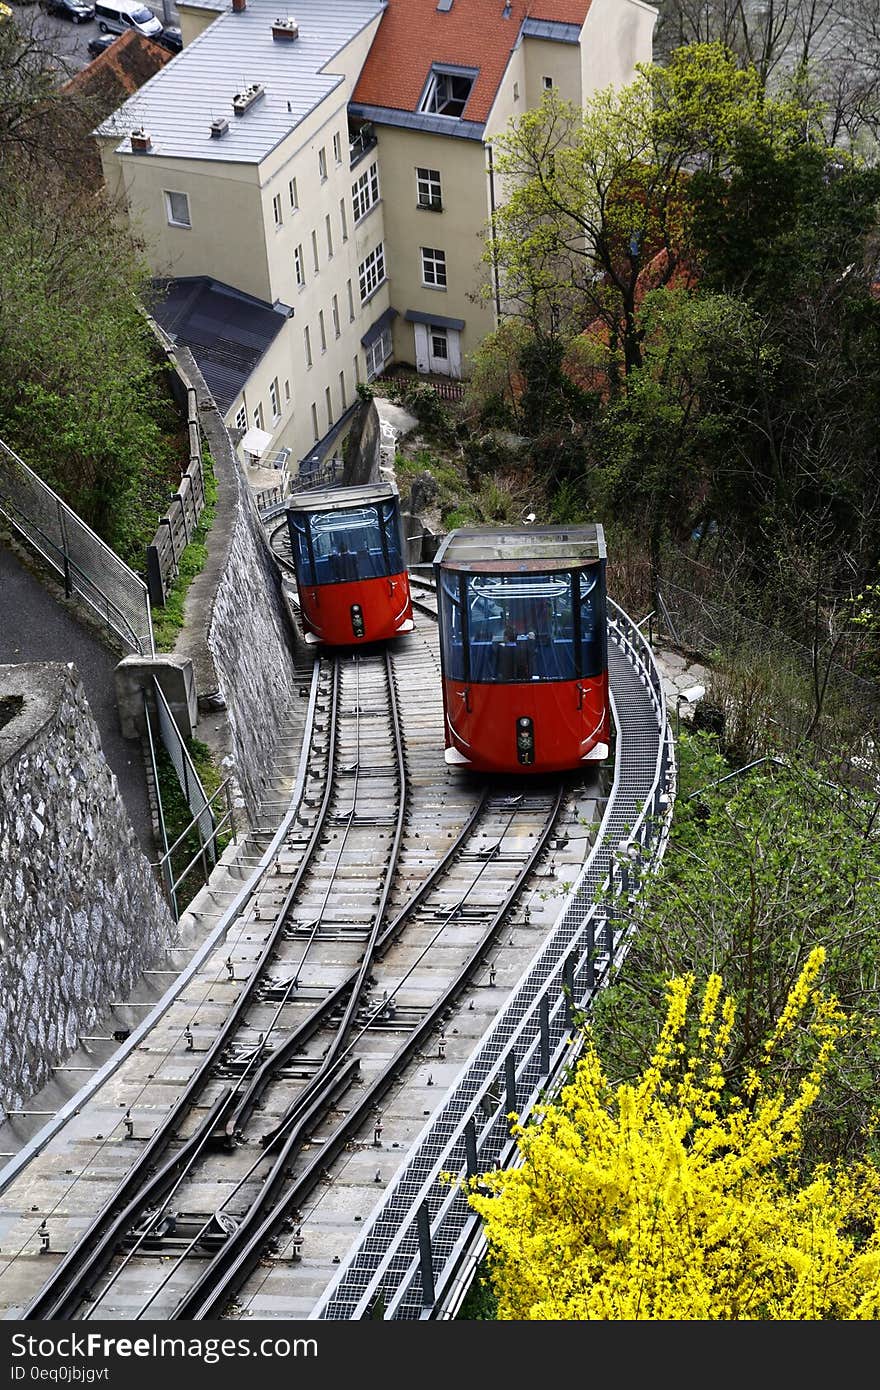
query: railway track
[
  {"left": 7, "top": 586, "right": 583, "bottom": 1320},
  {"left": 1, "top": 542, "right": 667, "bottom": 1323}
]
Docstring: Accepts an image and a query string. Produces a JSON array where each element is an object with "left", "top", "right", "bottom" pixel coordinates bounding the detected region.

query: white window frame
[
  {"left": 234, "top": 404, "right": 247, "bottom": 431},
  {"left": 416, "top": 167, "right": 442, "bottom": 211},
  {"left": 333, "top": 131, "right": 342, "bottom": 164},
  {"left": 311, "top": 402, "right": 319, "bottom": 442},
  {"left": 339, "top": 370, "right": 347, "bottom": 411},
  {"left": 358, "top": 243, "right": 385, "bottom": 303},
  {"left": 325, "top": 213, "right": 333, "bottom": 258},
  {"left": 318, "top": 309, "right": 327, "bottom": 353},
  {"left": 289, "top": 176, "right": 298, "bottom": 210},
  {"left": 269, "top": 377, "right": 280, "bottom": 420},
  {"left": 421, "top": 245, "right": 447, "bottom": 289},
  {"left": 325, "top": 385, "right": 333, "bottom": 429},
  {"left": 543, "top": 75, "right": 554, "bottom": 90},
  {"left": 294, "top": 244, "right": 305, "bottom": 288},
  {"left": 352, "top": 163, "right": 380, "bottom": 224},
  {"left": 418, "top": 67, "right": 475, "bottom": 118},
  {"left": 347, "top": 279, "right": 355, "bottom": 321},
  {"left": 366, "top": 327, "right": 392, "bottom": 380},
  {"left": 339, "top": 198, "right": 349, "bottom": 242},
  {"left": 430, "top": 325, "right": 449, "bottom": 361},
  {"left": 253, "top": 401, "right": 264, "bottom": 431},
  {"left": 318, "top": 146, "right": 327, "bottom": 181},
  {"left": 284, "top": 379, "right": 291, "bottom": 401},
  {"left": 332, "top": 294, "right": 341, "bottom": 338},
  {"left": 304, "top": 325, "right": 313, "bottom": 368},
  {"left": 311, "top": 229, "right": 319, "bottom": 273},
  {"left": 272, "top": 192, "right": 283, "bottom": 228},
  {"left": 164, "top": 190, "right": 191, "bottom": 228}
]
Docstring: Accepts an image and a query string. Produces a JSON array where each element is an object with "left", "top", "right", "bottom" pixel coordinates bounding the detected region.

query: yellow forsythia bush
[{"left": 466, "top": 948, "right": 880, "bottom": 1319}]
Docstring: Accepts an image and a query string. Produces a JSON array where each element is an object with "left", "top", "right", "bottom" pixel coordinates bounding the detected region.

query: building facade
[{"left": 97, "top": 0, "right": 656, "bottom": 470}]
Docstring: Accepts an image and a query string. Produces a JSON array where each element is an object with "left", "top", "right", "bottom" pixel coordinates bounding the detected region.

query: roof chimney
[
  {"left": 232, "top": 0, "right": 246, "bottom": 12},
  {"left": 232, "top": 82, "right": 265, "bottom": 115},
  {"left": 210, "top": 116, "right": 229, "bottom": 138},
  {"left": 130, "top": 127, "right": 152, "bottom": 152},
  {"left": 272, "top": 15, "right": 299, "bottom": 39}
]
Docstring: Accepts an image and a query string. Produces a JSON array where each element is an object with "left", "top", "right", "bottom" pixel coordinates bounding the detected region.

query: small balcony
[{"left": 349, "top": 122, "right": 377, "bottom": 169}]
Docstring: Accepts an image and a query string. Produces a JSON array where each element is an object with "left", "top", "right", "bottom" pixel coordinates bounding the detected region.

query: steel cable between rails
[{"left": 175, "top": 786, "right": 564, "bottom": 1321}]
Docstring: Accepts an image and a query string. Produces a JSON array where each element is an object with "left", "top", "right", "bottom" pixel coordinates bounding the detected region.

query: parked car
[
  {"left": 156, "top": 23, "right": 181, "bottom": 51},
  {"left": 87, "top": 30, "right": 118, "bottom": 55},
  {"left": 39, "top": 0, "right": 96, "bottom": 22},
  {"left": 94, "top": 0, "right": 162, "bottom": 37}
]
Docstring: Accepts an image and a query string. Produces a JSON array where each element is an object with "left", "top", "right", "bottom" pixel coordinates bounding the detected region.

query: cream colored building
[{"left": 97, "top": 0, "right": 656, "bottom": 472}]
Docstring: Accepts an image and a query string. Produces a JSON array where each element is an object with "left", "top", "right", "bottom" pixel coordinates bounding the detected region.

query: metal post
[
  {"left": 144, "top": 691, "right": 176, "bottom": 919},
  {"left": 604, "top": 913, "right": 614, "bottom": 960},
  {"left": 563, "top": 953, "right": 575, "bottom": 1027},
  {"left": 539, "top": 995, "right": 550, "bottom": 1075},
  {"left": 465, "top": 1118, "right": 478, "bottom": 1178},
  {"left": 416, "top": 1202, "right": 436, "bottom": 1307},
  {"left": 57, "top": 499, "right": 72, "bottom": 598},
  {"left": 504, "top": 1051, "right": 517, "bottom": 1127}
]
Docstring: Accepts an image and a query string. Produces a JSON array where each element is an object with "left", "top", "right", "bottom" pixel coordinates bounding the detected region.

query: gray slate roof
[
  {"left": 150, "top": 276, "right": 292, "bottom": 413},
  {"left": 97, "top": 0, "right": 385, "bottom": 163}
]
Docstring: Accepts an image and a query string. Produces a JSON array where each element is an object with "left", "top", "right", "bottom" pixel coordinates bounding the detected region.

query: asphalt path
[
  {"left": 0, "top": 541, "right": 156, "bottom": 856},
  {"left": 10, "top": 0, "right": 179, "bottom": 78}
]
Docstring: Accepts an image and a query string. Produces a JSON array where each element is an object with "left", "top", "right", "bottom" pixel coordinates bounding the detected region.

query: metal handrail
[{"left": 0, "top": 438, "right": 154, "bottom": 655}]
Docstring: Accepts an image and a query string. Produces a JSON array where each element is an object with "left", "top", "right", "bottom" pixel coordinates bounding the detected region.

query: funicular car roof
[
  {"left": 286, "top": 481, "right": 399, "bottom": 513},
  {"left": 434, "top": 524, "right": 605, "bottom": 571}
]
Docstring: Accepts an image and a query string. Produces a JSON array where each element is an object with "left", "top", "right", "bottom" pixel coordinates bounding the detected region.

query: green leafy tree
[{"left": 591, "top": 733, "right": 880, "bottom": 1166}]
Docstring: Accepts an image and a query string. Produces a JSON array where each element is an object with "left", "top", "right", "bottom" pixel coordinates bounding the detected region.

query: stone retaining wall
[{"left": 0, "top": 663, "right": 174, "bottom": 1114}]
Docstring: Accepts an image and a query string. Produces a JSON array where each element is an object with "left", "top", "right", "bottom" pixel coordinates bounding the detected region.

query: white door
[{"left": 413, "top": 322, "right": 430, "bottom": 374}]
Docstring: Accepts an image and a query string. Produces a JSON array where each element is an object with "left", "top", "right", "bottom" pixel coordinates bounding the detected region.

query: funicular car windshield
[
  {"left": 288, "top": 499, "right": 404, "bottom": 585},
  {"left": 440, "top": 567, "right": 603, "bottom": 683}
]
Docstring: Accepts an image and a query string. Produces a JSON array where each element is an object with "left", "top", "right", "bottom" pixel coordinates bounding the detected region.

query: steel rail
[
  {"left": 311, "top": 599, "right": 673, "bottom": 1320},
  {"left": 24, "top": 650, "right": 409, "bottom": 1321},
  {"left": 116, "top": 651, "right": 409, "bottom": 1319},
  {"left": 22, "top": 656, "right": 343, "bottom": 1318},
  {"left": 172, "top": 785, "right": 565, "bottom": 1319}
]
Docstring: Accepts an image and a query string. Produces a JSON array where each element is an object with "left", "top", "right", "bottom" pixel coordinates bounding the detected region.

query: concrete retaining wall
[
  {"left": 0, "top": 663, "right": 174, "bottom": 1114},
  {"left": 164, "top": 345, "right": 301, "bottom": 827}
]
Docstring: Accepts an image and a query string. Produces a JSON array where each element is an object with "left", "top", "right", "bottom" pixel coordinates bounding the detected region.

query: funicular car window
[
  {"left": 310, "top": 506, "right": 386, "bottom": 582},
  {"left": 288, "top": 514, "right": 315, "bottom": 585},
  {"left": 465, "top": 572, "right": 576, "bottom": 683},
  {"left": 380, "top": 500, "right": 404, "bottom": 574},
  {"left": 439, "top": 571, "right": 466, "bottom": 680},
  {"left": 579, "top": 568, "right": 604, "bottom": 677}
]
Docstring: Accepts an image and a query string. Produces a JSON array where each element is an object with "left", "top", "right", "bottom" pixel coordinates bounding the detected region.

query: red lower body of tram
[
  {"left": 299, "top": 571, "right": 414, "bottom": 645},
  {"left": 442, "top": 671, "right": 610, "bottom": 774}
]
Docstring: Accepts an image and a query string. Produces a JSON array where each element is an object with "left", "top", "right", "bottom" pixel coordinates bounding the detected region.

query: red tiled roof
[
  {"left": 353, "top": 0, "right": 592, "bottom": 124},
  {"left": 63, "top": 28, "right": 172, "bottom": 108}
]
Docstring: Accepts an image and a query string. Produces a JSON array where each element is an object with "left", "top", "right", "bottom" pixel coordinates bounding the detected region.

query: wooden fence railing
[{"left": 146, "top": 387, "right": 206, "bottom": 606}]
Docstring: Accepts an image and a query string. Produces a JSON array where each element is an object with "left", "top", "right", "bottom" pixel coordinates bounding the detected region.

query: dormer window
[{"left": 419, "top": 66, "right": 477, "bottom": 118}]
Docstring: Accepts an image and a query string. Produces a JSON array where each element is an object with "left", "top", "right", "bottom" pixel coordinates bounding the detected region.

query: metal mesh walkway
[{"left": 312, "top": 604, "right": 673, "bottom": 1320}]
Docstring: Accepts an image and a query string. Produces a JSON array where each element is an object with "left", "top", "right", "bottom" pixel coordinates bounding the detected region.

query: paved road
[
  {"left": 0, "top": 541, "right": 156, "bottom": 856},
  {"left": 11, "top": 0, "right": 179, "bottom": 77}
]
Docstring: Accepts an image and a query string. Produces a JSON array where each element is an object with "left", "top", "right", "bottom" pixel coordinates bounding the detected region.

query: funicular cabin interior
[
  {"left": 434, "top": 525, "right": 610, "bottom": 774},
  {"left": 285, "top": 481, "right": 414, "bottom": 645}
]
